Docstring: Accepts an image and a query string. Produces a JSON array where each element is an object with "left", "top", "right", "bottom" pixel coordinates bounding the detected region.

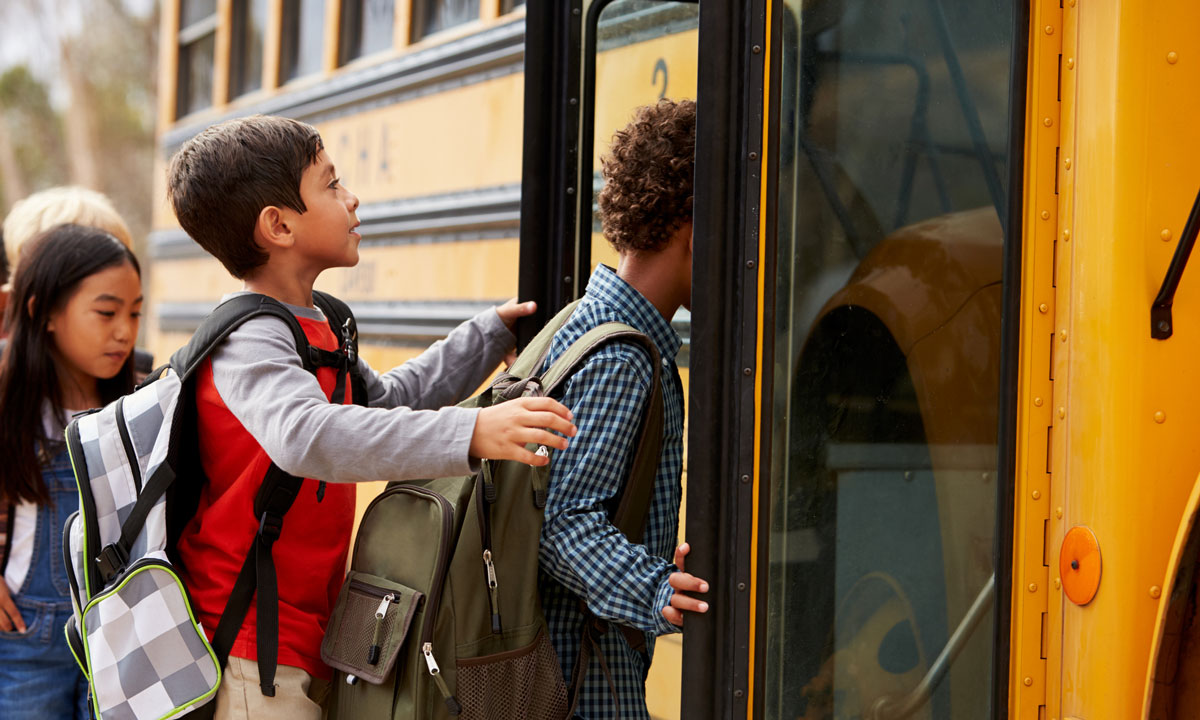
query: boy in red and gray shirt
[{"left": 166, "top": 115, "right": 575, "bottom": 720}]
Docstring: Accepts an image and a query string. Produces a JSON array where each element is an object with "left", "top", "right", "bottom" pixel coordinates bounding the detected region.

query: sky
[{"left": 0, "top": 0, "right": 155, "bottom": 104}]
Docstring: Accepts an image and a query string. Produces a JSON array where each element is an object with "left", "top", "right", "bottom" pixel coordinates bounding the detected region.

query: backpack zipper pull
[
  {"left": 483, "top": 549, "right": 502, "bottom": 634},
  {"left": 316, "top": 481, "right": 326, "bottom": 502},
  {"left": 368, "top": 593, "right": 395, "bottom": 664},
  {"left": 423, "top": 642, "right": 462, "bottom": 715}
]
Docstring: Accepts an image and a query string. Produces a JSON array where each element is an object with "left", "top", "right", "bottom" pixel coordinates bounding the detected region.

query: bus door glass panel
[
  {"left": 587, "top": 0, "right": 698, "bottom": 364},
  {"left": 579, "top": 1, "right": 696, "bottom": 710},
  {"left": 762, "top": 1, "right": 1013, "bottom": 718}
]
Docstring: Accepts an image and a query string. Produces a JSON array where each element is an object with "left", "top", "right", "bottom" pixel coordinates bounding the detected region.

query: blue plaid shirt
[{"left": 538, "top": 264, "right": 685, "bottom": 719}]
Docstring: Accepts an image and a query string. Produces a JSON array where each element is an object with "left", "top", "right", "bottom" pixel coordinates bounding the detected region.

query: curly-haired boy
[{"left": 537, "top": 98, "right": 709, "bottom": 719}]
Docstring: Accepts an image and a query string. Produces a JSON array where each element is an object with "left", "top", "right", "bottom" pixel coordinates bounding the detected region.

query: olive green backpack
[{"left": 323, "top": 300, "right": 664, "bottom": 720}]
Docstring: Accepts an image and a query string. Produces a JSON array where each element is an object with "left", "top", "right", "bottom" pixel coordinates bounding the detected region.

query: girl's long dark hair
[{"left": 0, "top": 224, "right": 140, "bottom": 505}]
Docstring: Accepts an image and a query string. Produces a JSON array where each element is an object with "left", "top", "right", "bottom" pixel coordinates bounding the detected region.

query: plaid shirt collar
[{"left": 584, "top": 264, "right": 682, "bottom": 363}]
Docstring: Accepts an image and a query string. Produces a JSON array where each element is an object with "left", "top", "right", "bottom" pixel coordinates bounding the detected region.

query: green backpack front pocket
[{"left": 322, "top": 571, "right": 424, "bottom": 685}]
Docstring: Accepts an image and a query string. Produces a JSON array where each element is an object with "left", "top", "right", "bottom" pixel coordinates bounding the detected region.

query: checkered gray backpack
[{"left": 62, "top": 291, "right": 365, "bottom": 720}]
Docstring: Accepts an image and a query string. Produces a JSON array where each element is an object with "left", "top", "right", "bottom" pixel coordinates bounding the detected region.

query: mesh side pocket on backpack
[
  {"left": 321, "top": 571, "right": 422, "bottom": 685},
  {"left": 455, "top": 628, "right": 568, "bottom": 720}
]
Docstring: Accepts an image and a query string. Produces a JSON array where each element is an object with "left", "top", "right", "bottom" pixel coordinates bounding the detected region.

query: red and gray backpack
[{"left": 62, "top": 290, "right": 365, "bottom": 720}]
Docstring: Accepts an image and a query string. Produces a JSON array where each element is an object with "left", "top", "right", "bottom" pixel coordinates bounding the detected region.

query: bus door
[
  {"left": 517, "top": 1, "right": 700, "bottom": 714},
  {"left": 680, "top": 1, "right": 1027, "bottom": 719}
]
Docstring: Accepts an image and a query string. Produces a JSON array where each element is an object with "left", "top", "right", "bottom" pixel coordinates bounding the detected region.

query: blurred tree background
[{"left": 0, "top": 0, "right": 158, "bottom": 255}]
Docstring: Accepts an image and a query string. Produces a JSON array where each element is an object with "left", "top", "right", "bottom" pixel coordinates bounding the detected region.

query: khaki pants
[{"left": 213, "top": 656, "right": 329, "bottom": 720}]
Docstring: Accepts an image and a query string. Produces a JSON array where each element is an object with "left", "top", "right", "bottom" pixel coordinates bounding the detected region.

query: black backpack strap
[
  {"left": 312, "top": 290, "right": 368, "bottom": 407},
  {"left": 210, "top": 463, "right": 303, "bottom": 696},
  {"left": 170, "top": 293, "right": 314, "bottom": 381}
]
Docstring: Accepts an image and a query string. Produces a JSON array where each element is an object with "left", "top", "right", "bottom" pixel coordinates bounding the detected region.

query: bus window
[
  {"left": 176, "top": 0, "right": 217, "bottom": 117},
  {"left": 762, "top": 1, "right": 1014, "bottom": 718},
  {"left": 411, "top": 0, "right": 481, "bottom": 42},
  {"left": 280, "top": 0, "right": 326, "bottom": 82},
  {"left": 339, "top": 0, "right": 396, "bottom": 65},
  {"left": 230, "top": 0, "right": 268, "bottom": 98}
]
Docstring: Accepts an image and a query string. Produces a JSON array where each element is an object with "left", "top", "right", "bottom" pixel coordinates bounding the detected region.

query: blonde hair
[{"left": 3, "top": 186, "right": 134, "bottom": 273}]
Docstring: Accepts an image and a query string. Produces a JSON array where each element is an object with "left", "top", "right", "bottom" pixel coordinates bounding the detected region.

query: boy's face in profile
[{"left": 289, "top": 149, "right": 362, "bottom": 270}]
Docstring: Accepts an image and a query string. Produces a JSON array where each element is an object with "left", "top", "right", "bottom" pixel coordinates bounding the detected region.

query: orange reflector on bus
[{"left": 1060, "top": 526, "right": 1102, "bottom": 605}]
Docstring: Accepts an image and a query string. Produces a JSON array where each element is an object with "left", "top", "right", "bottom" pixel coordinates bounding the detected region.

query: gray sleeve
[
  {"left": 358, "top": 308, "right": 514, "bottom": 410},
  {"left": 210, "top": 316, "right": 481, "bottom": 483}
]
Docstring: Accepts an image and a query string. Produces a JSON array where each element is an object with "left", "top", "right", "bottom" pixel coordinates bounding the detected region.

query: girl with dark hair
[{"left": 0, "top": 224, "right": 142, "bottom": 719}]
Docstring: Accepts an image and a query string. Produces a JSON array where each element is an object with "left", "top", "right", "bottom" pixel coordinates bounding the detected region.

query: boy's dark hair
[
  {"left": 0, "top": 224, "right": 140, "bottom": 505},
  {"left": 598, "top": 98, "right": 696, "bottom": 254},
  {"left": 167, "top": 115, "right": 324, "bottom": 278}
]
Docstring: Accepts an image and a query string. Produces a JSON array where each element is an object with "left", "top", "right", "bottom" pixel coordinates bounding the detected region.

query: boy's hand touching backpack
[
  {"left": 472, "top": 298, "right": 578, "bottom": 465},
  {"left": 471, "top": 396, "right": 576, "bottom": 465}
]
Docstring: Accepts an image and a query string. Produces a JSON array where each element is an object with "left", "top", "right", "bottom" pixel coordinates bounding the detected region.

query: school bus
[{"left": 152, "top": 0, "right": 1200, "bottom": 718}]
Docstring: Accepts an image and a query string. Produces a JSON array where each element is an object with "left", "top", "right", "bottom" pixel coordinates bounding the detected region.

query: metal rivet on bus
[
  {"left": 904, "top": 470, "right": 914, "bottom": 481},
  {"left": 1162, "top": 229, "right": 1173, "bottom": 241},
  {"left": 1064, "top": 157, "right": 1072, "bottom": 170},
  {"left": 1066, "top": 58, "right": 1075, "bottom": 69},
  {"left": 1158, "top": 320, "right": 1172, "bottom": 334},
  {"left": 1058, "top": 407, "right": 1066, "bottom": 419},
  {"left": 566, "top": 187, "right": 575, "bottom": 195},
  {"left": 743, "top": 367, "right": 753, "bottom": 376},
  {"left": 738, "top": 582, "right": 747, "bottom": 591},
  {"left": 1062, "top": 229, "right": 1071, "bottom": 241},
  {"left": 734, "top": 689, "right": 745, "bottom": 698},
  {"left": 1024, "top": 677, "right": 1033, "bottom": 687},
  {"left": 1043, "top": 117, "right": 1053, "bottom": 127},
  {"left": 1056, "top": 507, "right": 1064, "bottom": 519},
  {"left": 572, "top": 7, "right": 580, "bottom": 14},
  {"left": 564, "top": 275, "right": 573, "bottom": 284},
  {"left": 1041, "top": 210, "right": 1051, "bottom": 220},
  {"left": 1034, "top": 397, "right": 1043, "bottom": 406},
  {"left": 1168, "top": 52, "right": 1179, "bottom": 65},
  {"left": 569, "top": 98, "right": 578, "bottom": 106},
  {"left": 752, "top": 45, "right": 762, "bottom": 54},
  {"left": 1028, "top": 583, "right": 1038, "bottom": 593},
  {"left": 1150, "top": 585, "right": 1162, "bottom": 598},
  {"left": 746, "top": 259, "right": 756, "bottom": 269},
  {"left": 1044, "top": 25, "right": 1054, "bottom": 35},
  {"left": 740, "top": 474, "right": 750, "bottom": 484},
  {"left": 1068, "top": 0, "right": 1075, "bottom": 6},
  {"left": 1059, "top": 329, "right": 1068, "bottom": 342},
  {"left": 1154, "top": 411, "right": 1166, "bottom": 424},
  {"left": 1039, "top": 303, "right": 1049, "bottom": 314},
  {"left": 749, "top": 151, "right": 758, "bottom": 160},
  {"left": 1054, "top": 577, "right": 1062, "bottom": 589},
  {"left": 982, "top": 471, "right": 990, "bottom": 483},
  {"left": 1032, "top": 490, "right": 1041, "bottom": 500}
]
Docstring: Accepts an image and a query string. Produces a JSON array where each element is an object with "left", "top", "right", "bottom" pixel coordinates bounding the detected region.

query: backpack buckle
[
  {"left": 258, "top": 511, "right": 284, "bottom": 544},
  {"left": 95, "top": 543, "right": 129, "bottom": 583},
  {"left": 341, "top": 317, "right": 358, "bottom": 365}
]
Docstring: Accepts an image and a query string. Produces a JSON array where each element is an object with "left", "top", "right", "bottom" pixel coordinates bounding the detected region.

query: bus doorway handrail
[
  {"left": 866, "top": 572, "right": 996, "bottom": 720},
  {"left": 1151, "top": 186, "right": 1200, "bottom": 339}
]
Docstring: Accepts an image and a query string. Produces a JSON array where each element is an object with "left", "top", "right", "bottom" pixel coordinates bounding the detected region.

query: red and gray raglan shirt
[{"left": 175, "top": 292, "right": 512, "bottom": 681}]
